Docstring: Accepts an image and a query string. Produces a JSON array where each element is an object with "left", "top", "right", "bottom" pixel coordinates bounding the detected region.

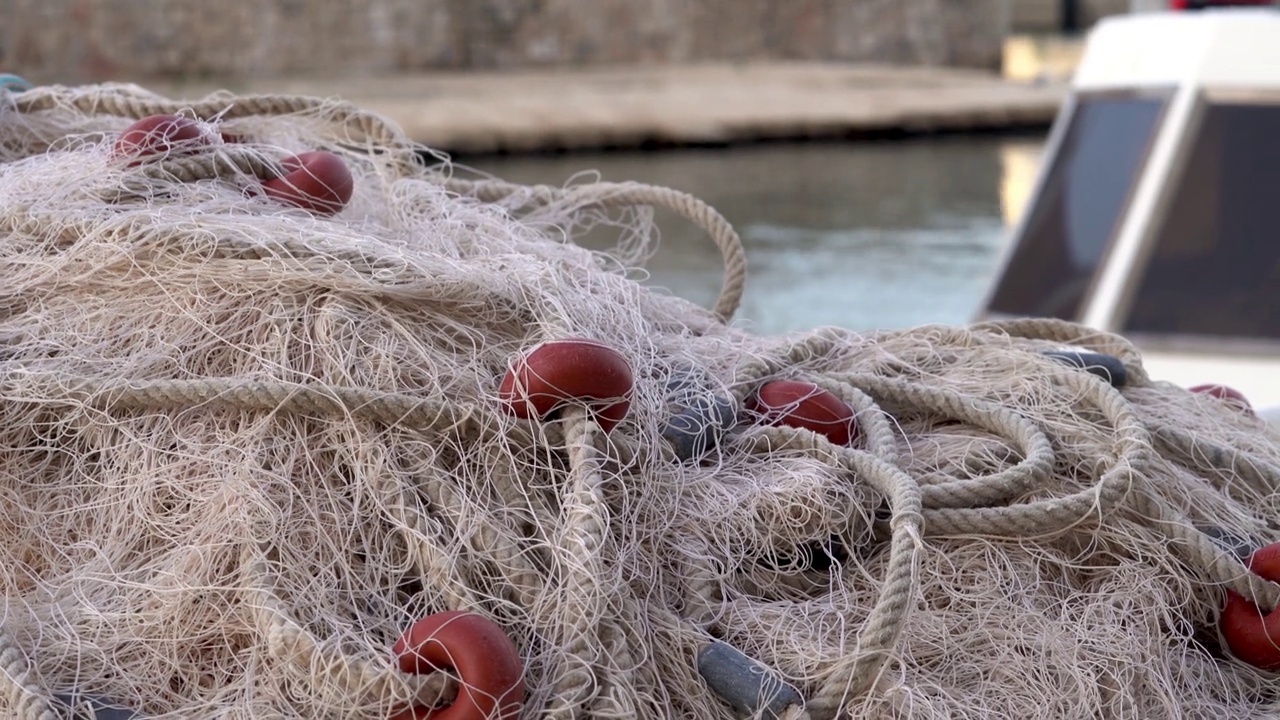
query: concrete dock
[{"left": 154, "top": 62, "right": 1067, "bottom": 155}]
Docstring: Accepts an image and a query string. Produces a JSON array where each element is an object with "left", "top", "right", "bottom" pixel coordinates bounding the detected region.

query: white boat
[{"left": 976, "top": 8, "right": 1280, "bottom": 418}]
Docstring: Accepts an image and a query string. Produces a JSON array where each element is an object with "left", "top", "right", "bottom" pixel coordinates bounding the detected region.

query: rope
[
  {"left": 846, "top": 374, "right": 1054, "bottom": 510},
  {"left": 7, "top": 372, "right": 483, "bottom": 436},
  {"left": 13, "top": 85, "right": 414, "bottom": 164},
  {"left": 736, "top": 428, "right": 924, "bottom": 720},
  {"left": 545, "top": 408, "right": 611, "bottom": 718},
  {"left": 1153, "top": 424, "right": 1280, "bottom": 497},
  {"left": 0, "top": 633, "right": 57, "bottom": 720},
  {"left": 444, "top": 178, "right": 747, "bottom": 322},
  {"left": 135, "top": 148, "right": 283, "bottom": 184},
  {"left": 974, "top": 317, "right": 1150, "bottom": 383},
  {"left": 244, "top": 549, "right": 458, "bottom": 714}
]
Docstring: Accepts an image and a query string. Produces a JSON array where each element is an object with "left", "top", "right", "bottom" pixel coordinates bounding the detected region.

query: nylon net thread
[{"left": 0, "top": 82, "right": 1279, "bottom": 719}]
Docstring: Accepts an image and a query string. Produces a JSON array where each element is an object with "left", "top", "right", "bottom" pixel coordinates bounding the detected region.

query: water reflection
[
  {"left": 463, "top": 136, "right": 1044, "bottom": 335},
  {"left": 1001, "top": 141, "right": 1045, "bottom": 228}
]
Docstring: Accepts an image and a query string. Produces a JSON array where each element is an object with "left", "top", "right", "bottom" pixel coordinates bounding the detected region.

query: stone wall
[{"left": 1, "top": 0, "right": 1009, "bottom": 84}]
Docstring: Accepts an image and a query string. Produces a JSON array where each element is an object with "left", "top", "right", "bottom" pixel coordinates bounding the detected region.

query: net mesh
[{"left": 1, "top": 82, "right": 1280, "bottom": 719}]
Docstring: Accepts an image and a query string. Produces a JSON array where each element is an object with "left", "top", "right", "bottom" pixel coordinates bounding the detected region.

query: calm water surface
[{"left": 465, "top": 137, "right": 1045, "bottom": 335}]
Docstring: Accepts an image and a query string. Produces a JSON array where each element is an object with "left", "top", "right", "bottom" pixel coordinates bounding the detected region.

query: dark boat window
[
  {"left": 1122, "top": 99, "right": 1280, "bottom": 340},
  {"left": 986, "top": 91, "right": 1168, "bottom": 320}
]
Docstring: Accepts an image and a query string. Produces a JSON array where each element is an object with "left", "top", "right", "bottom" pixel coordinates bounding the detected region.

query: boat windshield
[
  {"left": 985, "top": 90, "right": 1169, "bottom": 320},
  {"left": 1121, "top": 96, "right": 1280, "bottom": 342}
]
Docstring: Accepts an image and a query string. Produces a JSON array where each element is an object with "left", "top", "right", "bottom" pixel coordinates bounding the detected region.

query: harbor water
[{"left": 467, "top": 136, "right": 1046, "bottom": 336}]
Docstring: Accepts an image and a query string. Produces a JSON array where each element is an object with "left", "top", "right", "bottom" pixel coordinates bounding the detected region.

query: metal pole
[{"left": 1062, "top": 0, "right": 1081, "bottom": 33}]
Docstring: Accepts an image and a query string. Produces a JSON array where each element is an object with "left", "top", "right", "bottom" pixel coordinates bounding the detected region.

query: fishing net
[{"left": 2, "top": 82, "right": 1280, "bottom": 720}]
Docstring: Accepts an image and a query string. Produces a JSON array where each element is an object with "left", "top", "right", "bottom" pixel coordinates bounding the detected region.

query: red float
[
  {"left": 499, "top": 338, "right": 633, "bottom": 432},
  {"left": 391, "top": 611, "right": 524, "bottom": 720},
  {"left": 261, "top": 150, "right": 354, "bottom": 216},
  {"left": 749, "top": 380, "right": 859, "bottom": 447},
  {"left": 113, "top": 114, "right": 208, "bottom": 163},
  {"left": 1220, "top": 542, "right": 1280, "bottom": 670},
  {"left": 1189, "top": 383, "right": 1255, "bottom": 416}
]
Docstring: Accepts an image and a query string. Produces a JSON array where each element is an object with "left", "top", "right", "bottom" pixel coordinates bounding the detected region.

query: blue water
[{"left": 465, "top": 136, "right": 1043, "bottom": 335}]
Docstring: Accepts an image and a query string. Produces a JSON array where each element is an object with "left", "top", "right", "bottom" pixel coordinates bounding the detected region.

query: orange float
[
  {"left": 113, "top": 114, "right": 208, "bottom": 164},
  {"left": 749, "top": 380, "right": 859, "bottom": 447},
  {"left": 261, "top": 150, "right": 354, "bottom": 216},
  {"left": 499, "top": 338, "right": 633, "bottom": 432},
  {"left": 1220, "top": 542, "right": 1280, "bottom": 670},
  {"left": 1189, "top": 383, "right": 1255, "bottom": 416},
  {"left": 391, "top": 611, "right": 524, "bottom": 720}
]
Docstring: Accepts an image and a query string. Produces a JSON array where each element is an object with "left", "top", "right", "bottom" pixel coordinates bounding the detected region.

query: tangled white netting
[{"left": 3, "top": 82, "right": 1280, "bottom": 720}]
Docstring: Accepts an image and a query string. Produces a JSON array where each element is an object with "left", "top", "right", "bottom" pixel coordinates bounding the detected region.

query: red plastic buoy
[
  {"left": 113, "top": 114, "right": 208, "bottom": 163},
  {"left": 1189, "top": 384, "right": 1255, "bottom": 416},
  {"left": 391, "top": 611, "right": 525, "bottom": 720},
  {"left": 749, "top": 380, "right": 859, "bottom": 447},
  {"left": 261, "top": 150, "right": 354, "bottom": 216},
  {"left": 1220, "top": 542, "right": 1280, "bottom": 670},
  {"left": 498, "top": 338, "right": 633, "bottom": 432}
]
